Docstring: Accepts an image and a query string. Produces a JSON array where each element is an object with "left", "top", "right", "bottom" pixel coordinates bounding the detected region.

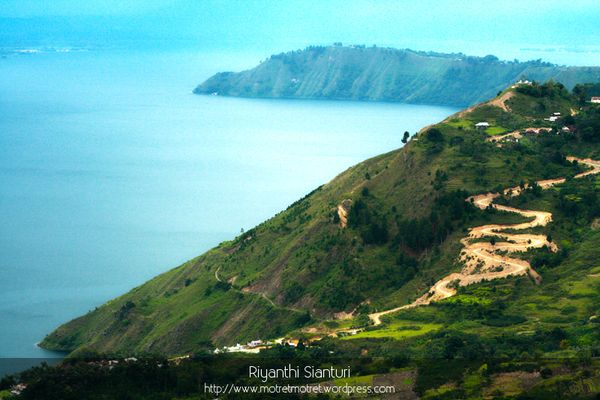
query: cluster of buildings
[
  {"left": 214, "top": 339, "right": 273, "bottom": 354},
  {"left": 213, "top": 344, "right": 258, "bottom": 354},
  {"left": 545, "top": 112, "right": 562, "bottom": 122},
  {"left": 214, "top": 336, "right": 317, "bottom": 354},
  {"left": 479, "top": 109, "right": 572, "bottom": 137},
  {"left": 523, "top": 125, "right": 571, "bottom": 134},
  {"left": 483, "top": 108, "right": 576, "bottom": 147},
  {"left": 510, "top": 79, "right": 533, "bottom": 88}
]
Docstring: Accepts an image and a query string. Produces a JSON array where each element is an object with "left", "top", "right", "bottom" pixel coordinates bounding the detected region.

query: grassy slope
[
  {"left": 194, "top": 46, "right": 600, "bottom": 107},
  {"left": 41, "top": 84, "right": 600, "bottom": 358}
]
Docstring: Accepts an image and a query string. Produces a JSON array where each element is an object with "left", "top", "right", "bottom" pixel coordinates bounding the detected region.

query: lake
[{"left": 0, "top": 49, "right": 457, "bottom": 371}]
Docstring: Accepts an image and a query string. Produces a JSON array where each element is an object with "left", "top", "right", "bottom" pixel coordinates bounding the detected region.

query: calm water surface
[{"left": 0, "top": 50, "right": 458, "bottom": 365}]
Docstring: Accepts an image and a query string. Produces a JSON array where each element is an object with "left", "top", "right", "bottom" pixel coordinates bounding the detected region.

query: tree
[
  {"left": 402, "top": 131, "right": 410, "bottom": 144},
  {"left": 572, "top": 84, "right": 588, "bottom": 104},
  {"left": 426, "top": 128, "right": 444, "bottom": 143}
]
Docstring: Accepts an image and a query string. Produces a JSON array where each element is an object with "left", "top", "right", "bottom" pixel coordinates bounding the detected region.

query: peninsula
[{"left": 194, "top": 45, "right": 600, "bottom": 107}]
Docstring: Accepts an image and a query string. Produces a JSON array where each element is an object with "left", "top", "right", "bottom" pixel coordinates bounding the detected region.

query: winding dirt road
[{"left": 369, "top": 157, "right": 600, "bottom": 325}]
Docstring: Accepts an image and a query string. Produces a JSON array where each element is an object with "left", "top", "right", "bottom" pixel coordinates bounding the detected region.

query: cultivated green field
[{"left": 342, "top": 321, "right": 442, "bottom": 340}]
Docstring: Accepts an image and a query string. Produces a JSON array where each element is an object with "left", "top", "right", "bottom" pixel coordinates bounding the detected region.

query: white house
[
  {"left": 512, "top": 79, "right": 532, "bottom": 87},
  {"left": 591, "top": 97, "right": 600, "bottom": 104},
  {"left": 475, "top": 122, "right": 490, "bottom": 129}
]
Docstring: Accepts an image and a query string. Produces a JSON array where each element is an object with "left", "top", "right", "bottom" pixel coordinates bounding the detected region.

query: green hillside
[
  {"left": 40, "top": 81, "right": 600, "bottom": 371},
  {"left": 194, "top": 45, "right": 600, "bottom": 107}
]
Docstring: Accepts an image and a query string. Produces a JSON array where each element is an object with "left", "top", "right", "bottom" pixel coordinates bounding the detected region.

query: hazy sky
[{"left": 2, "top": 0, "right": 600, "bottom": 64}]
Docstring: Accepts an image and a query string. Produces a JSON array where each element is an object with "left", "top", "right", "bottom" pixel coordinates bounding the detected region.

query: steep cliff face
[
  {"left": 194, "top": 46, "right": 600, "bottom": 107},
  {"left": 42, "top": 83, "right": 600, "bottom": 356}
]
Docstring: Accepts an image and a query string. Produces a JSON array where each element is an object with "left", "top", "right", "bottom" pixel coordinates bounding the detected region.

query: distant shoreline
[{"left": 192, "top": 91, "right": 463, "bottom": 109}]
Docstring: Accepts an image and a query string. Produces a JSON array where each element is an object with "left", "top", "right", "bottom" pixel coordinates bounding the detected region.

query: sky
[{"left": 1, "top": 0, "right": 600, "bottom": 65}]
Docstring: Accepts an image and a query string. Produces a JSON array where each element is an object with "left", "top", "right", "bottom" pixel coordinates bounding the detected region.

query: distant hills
[{"left": 194, "top": 45, "right": 600, "bottom": 106}]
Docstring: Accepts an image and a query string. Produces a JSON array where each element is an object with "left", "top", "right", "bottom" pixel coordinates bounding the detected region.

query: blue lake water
[{"left": 0, "top": 49, "right": 458, "bottom": 366}]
